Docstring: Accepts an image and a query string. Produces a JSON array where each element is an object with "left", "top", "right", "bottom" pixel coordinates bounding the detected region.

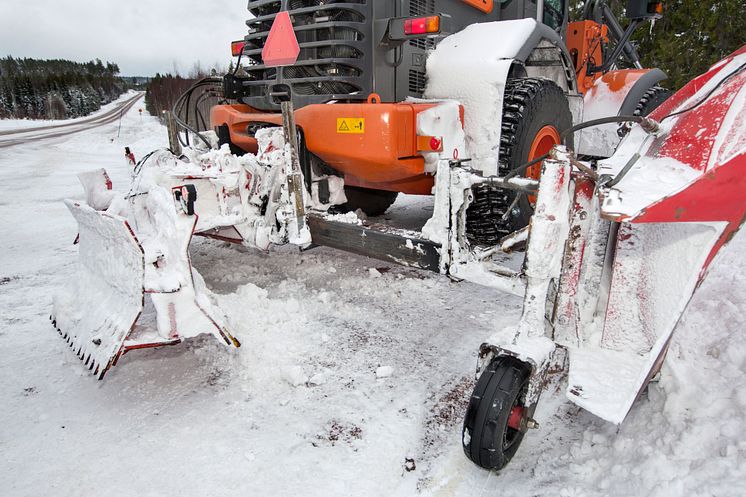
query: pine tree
[
  {"left": 571, "top": 0, "right": 746, "bottom": 90},
  {"left": 0, "top": 57, "right": 125, "bottom": 119}
]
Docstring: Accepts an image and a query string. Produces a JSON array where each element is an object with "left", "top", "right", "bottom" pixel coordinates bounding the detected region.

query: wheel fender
[
  {"left": 425, "top": 19, "right": 576, "bottom": 175},
  {"left": 576, "top": 68, "right": 667, "bottom": 157},
  {"left": 618, "top": 68, "right": 668, "bottom": 115},
  {"left": 514, "top": 22, "right": 578, "bottom": 93}
]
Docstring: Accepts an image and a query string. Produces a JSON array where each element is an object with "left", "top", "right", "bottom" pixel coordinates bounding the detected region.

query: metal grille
[
  {"left": 408, "top": 70, "right": 427, "bottom": 95},
  {"left": 409, "top": 0, "right": 435, "bottom": 17},
  {"left": 410, "top": 38, "right": 437, "bottom": 50},
  {"left": 243, "top": 1, "right": 370, "bottom": 109}
]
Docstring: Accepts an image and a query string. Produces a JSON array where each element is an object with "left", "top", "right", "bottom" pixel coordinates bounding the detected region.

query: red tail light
[
  {"left": 404, "top": 16, "right": 440, "bottom": 35},
  {"left": 231, "top": 40, "right": 246, "bottom": 57}
]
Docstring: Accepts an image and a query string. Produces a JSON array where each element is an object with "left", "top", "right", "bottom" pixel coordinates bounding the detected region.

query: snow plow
[
  {"left": 462, "top": 46, "right": 746, "bottom": 469},
  {"left": 52, "top": 167, "right": 241, "bottom": 379},
  {"left": 53, "top": 0, "right": 744, "bottom": 474}
]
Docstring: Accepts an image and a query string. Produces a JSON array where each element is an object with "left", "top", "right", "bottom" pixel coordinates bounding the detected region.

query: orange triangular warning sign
[
  {"left": 262, "top": 11, "right": 300, "bottom": 67},
  {"left": 339, "top": 121, "right": 350, "bottom": 131}
]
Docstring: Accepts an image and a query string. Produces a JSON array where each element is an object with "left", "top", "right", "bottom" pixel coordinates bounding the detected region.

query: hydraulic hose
[
  {"left": 171, "top": 77, "right": 223, "bottom": 150},
  {"left": 505, "top": 115, "right": 656, "bottom": 181},
  {"left": 498, "top": 115, "right": 657, "bottom": 188},
  {"left": 560, "top": 115, "right": 660, "bottom": 141}
]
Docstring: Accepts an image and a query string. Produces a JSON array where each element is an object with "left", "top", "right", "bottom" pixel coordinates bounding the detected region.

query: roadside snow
[
  {"left": 0, "top": 90, "right": 141, "bottom": 131},
  {"left": 0, "top": 94, "right": 744, "bottom": 497}
]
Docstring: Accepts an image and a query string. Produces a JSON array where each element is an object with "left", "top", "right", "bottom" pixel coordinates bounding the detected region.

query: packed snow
[
  {"left": 575, "top": 74, "right": 634, "bottom": 158},
  {"left": 1, "top": 93, "right": 745, "bottom": 497}
]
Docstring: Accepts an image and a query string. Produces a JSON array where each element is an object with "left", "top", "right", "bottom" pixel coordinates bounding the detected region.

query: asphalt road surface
[{"left": 0, "top": 92, "right": 144, "bottom": 149}]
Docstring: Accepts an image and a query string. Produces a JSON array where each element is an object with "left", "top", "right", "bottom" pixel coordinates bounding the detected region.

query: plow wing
[
  {"left": 562, "top": 48, "right": 746, "bottom": 423},
  {"left": 53, "top": 169, "right": 241, "bottom": 379},
  {"left": 52, "top": 201, "right": 146, "bottom": 378},
  {"left": 52, "top": 127, "right": 307, "bottom": 378},
  {"left": 470, "top": 48, "right": 745, "bottom": 436}
]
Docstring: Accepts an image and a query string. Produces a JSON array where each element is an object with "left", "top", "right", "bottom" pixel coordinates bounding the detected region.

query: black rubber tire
[
  {"left": 466, "top": 78, "right": 573, "bottom": 245},
  {"left": 462, "top": 356, "right": 531, "bottom": 471},
  {"left": 342, "top": 186, "right": 399, "bottom": 217},
  {"left": 634, "top": 85, "right": 673, "bottom": 117}
]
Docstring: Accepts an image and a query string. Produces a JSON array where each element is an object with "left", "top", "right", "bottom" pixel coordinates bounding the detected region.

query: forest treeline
[
  {"left": 0, "top": 57, "right": 124, "bottom": 119},
  {"left": 144, "top": 73, "right": 200, "bottom": 118},
  {"left": 633, "top": 0, "right": 745, "bottom": 90},
  {"left": 145, "top": 72, "right": 222, "bottom": 132}
]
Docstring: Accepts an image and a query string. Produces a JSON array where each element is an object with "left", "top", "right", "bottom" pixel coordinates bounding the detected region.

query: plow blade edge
[{"left": 52, "top": 200, "right": 145, "bottom": 379}]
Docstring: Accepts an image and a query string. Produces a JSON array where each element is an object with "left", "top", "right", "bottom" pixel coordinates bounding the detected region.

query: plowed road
[{"left": 0, "top": 92, "right": 144, "bottom": 149}]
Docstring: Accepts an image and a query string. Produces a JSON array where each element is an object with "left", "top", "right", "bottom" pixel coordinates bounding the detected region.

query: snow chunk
[
  {"left": 308, "top": 372, "right": 327, "bottom": 387},
  {"left": 283, "top": 366, "right": 308, "bottom": 387},
  {"left": 324, "top": 211, "right": 363, "bottom": 225},
  {"left": 375, "top": 366, "right": 394, "bottom": 379}
]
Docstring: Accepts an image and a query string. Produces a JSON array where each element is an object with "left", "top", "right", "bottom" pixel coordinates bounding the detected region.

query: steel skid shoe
[{"left": 52, "top": 169, "right": 239, "bottom": 379}]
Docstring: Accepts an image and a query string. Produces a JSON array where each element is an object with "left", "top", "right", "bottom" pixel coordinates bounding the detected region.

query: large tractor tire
[
  {"left": 466, "top": 78, "right": 573, "bottom": 246},
  {"left": 463, "top": 356, "right": 532, "bottom": 471},
  {"left": 342, "top": 186, "right": 399, "bottom": 217},
  {"left": 634, "top": 85, "right": 673, "bottom": 117}
]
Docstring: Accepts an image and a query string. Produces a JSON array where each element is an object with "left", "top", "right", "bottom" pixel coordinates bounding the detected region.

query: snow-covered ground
[{"left": 0, "top": 97, "right": 744, "bottom": 497}]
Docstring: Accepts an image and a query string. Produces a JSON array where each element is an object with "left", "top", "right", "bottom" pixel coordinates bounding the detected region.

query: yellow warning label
[{"left": 337, "top": 118, "right": 365, "bottom": 134}]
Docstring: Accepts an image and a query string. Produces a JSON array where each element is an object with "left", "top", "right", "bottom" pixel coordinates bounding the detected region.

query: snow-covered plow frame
[
  {"left": 52, "top": 46, "right": 744, "bottom": 474},
  {"left": 461, "top": 47, "right": 746, "bottom": 469},
  {"left": 52, "top": 169, "right": 241, "bottom": 379}
]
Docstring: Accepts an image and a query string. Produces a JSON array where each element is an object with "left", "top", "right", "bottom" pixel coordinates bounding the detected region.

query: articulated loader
[{"left": 53, "top": 0, "right": 746, "bottom": 473}]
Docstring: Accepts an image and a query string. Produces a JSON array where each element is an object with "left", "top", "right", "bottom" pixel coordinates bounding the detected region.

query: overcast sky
[{"left": 0, "top": 0, "right": 249, "bottom": 76}]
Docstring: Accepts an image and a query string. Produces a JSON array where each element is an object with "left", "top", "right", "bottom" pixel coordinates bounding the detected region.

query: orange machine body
[
  {"left": 211, "top": 101, "right": 457, "bottom": 195},
  {"left": 461, "top": 0, "right": 494, "bottom": 14},
  {"left": 566, "top": 20, "right": 609, "bottom": 93}
]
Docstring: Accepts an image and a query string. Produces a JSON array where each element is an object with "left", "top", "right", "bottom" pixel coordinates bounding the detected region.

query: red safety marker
[{"left": 262, "top": 11, "right": 300, "bottom": 67}]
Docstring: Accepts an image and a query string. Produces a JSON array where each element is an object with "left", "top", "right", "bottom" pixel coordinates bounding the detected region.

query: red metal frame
[{"left": 624, "top": 49, "right": 746, "bottom": 271}]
